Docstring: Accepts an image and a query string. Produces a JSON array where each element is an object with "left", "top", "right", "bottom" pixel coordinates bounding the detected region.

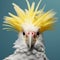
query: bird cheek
[
  {"left": 33, "top": 38, "right": 37, "bottom": 44},
  {"left": 33, "top": 34, "right": 37, "bottom": 40}
]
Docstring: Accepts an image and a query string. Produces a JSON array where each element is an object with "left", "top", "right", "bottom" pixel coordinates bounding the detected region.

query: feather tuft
[{"left": 3, "top": 0, "right": 57, "bottom": 33}]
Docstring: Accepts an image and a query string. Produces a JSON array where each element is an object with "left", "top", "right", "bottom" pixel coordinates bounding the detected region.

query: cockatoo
[{"left": 3, "top": 0, "right": 56, "bottom": 60}]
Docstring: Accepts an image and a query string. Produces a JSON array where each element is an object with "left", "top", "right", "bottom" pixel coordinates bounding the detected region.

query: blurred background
[{"left": 0, "top": 0, "right": 60, "bottom": 60}]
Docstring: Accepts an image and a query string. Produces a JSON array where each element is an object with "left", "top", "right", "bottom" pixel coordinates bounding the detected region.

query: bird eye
[
  {"left": 37, "top": 32, "right": 40, "bottom": 35},
  {"left": 23, "top": 32, "right": 25, "bottom": 35}
]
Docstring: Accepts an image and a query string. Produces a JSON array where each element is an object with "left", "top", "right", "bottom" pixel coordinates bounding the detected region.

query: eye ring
[{"left": 23, "top": 32, "right": 25, "bottom": 35}]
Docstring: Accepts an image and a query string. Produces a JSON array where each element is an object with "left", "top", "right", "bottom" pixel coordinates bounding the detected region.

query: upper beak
[
  {"left": 28, "top": 33, "right": 33, "bottom": 48},
  {"left": 27, "top": 32, "right": 36, "bottom": 49}
]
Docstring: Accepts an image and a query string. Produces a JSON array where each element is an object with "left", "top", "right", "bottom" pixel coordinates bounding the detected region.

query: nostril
[
  {"left": 31, "top": 32, "right": 35, "bottom": 36},
  {"left": 32, "top": 32, "right": 34, "bottom": 35},
  {"left": 32, "top": 32, "right": 33, "bottom": 35},
  {"left": 26, "top": 31, "right": 35, "bottom": 36}
]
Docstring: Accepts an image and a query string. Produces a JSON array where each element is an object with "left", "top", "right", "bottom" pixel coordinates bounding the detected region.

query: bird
[{"left": 3, "top": 0, "right": 56, "bottom": 60}]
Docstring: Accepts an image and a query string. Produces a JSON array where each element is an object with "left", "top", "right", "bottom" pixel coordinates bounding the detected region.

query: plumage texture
[
  {"left": 3, "top": 0, "right": 56, "bottom": 33},
  {"left": 3, "top": 33, "right": 48, "bottom": 60},
  {"left": 3, "top": 0, "right": 57, "bottom": 60}
]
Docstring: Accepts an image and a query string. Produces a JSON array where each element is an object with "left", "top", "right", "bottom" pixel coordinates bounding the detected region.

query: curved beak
[
  {"left": 28, "top": 33, "right": 33, "bottom": 48},
  {"left": 26, "top": 32, "right": 36, "bottom": 49}
]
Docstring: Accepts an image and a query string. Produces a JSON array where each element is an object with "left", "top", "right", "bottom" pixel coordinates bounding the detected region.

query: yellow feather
[
  {"left": 31, "top": 2, "right": 35, "bottom": 12},
  {"left": 35, "top": 0, "right": 42, "bottom": 12},
  {"left": 26, "top": 0, "right": 30, "bottom": 10},
  {"left": 12, "top": 3, "right": 25, "bottom": 20},
  {"left": 36, "top": 4, "right": 46, "bottom": 14},
  {"left": 8, "top": 13, "right": 24, "bottom": 24},
  {"left": 34, "top": 10, "right": 56, "bottom": 26},
  {"left": 4, "top": 16, "right": 22, "bottom": 32},
  {"left": 3, "top": 0, "right": 56, "bottom": 33}
]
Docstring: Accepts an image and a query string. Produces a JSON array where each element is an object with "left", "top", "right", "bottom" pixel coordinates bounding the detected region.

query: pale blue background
[{"left": 0, "top": 0, "right": 60, "bottom": 60}]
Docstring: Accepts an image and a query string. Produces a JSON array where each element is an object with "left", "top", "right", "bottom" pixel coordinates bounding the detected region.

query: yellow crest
[{"left": 3, "top": 0, "right": 56, "bottom": 33}]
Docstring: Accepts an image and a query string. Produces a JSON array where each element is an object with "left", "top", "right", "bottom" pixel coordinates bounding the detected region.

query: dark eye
[
  {"left": 23, "top": 32, "right": 25, "bottom": 35},
  {"left": 37, "top": 32, "right": 40, "bottom": 35}
]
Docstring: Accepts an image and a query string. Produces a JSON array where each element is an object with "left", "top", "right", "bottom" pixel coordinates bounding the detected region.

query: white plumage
[
  {"left": 3, "top": 0, "right": 56, "bottom": 60},
  {"left": 4, "top": 33, "right": 48, "bottom": 60}
]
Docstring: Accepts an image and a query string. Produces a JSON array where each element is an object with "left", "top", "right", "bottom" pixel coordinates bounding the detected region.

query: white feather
[{"left": 3, "top": 33, "right": 48, "bottom": 60}]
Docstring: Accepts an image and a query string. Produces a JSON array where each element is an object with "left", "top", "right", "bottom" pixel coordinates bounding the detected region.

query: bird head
[
  {"left": 21, "top": 22, "right": 40, "bottom": 48},
  {"left": 3, "top": 0, "right": 56, "bottom": 49}
]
